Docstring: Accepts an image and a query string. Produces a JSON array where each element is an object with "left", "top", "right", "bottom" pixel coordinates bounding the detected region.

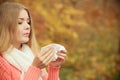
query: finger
[
  {"left": 32, "top": 57, "right": 46, "bottom": 69},
  {"left": 57, "top": 53, "right": 66, "bottom": 60},
  {"left": 39, "top": 47, "right": 54, "bottom": 60},
  {"left": 58, "top": 52, "right": 66, "bottom": 57},
  {"left": 57, "top": 56, "right": 65, "bottom": 60},
  {"left": 38, "top": 60, "right": 46, "bottom": 67},
  {"left": 37, "top": 63, "right": 46, "bottom": 69},
  {"left": 38, "top": 47, "right": 53, "bottom": 61},
  {"left": 43, "top": 49, "right": 56, "bottom": 65},
  {"left": 39, "top": 46, "right": 52, "bottom": 56},
  {"left": 45, "top": 54, "right": 55, "bottom": 65},
  {"left": 59, "top": 50, "right": 67, "bottom": 54}
]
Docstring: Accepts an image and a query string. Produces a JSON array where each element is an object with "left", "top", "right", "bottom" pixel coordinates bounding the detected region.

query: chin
[{"left": 22, "top": 38, "right": 29, "bottom": 43}]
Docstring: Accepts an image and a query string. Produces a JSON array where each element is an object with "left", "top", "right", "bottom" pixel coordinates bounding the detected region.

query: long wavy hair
[{"left": 0, "top": 2, "right": 39, "bottom": 54}]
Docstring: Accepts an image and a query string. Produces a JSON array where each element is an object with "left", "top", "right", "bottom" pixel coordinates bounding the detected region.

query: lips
[{"left": 24, "top": 33, "right": 30, "bottom": 37}]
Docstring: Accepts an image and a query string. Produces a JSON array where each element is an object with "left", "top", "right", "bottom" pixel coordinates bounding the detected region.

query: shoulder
[
  {"left": 0, "top": 55, "right": 12, "bottom": 80},
  {"left": 0, "top": 55, "right": 11, "bottom": 73}
]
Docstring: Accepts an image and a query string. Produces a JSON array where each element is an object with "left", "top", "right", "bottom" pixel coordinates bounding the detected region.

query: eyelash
[
  {"left": 18, "top": 22, "right": 30, "bottom": 25},
  {"left": 18, "top": 22, "right": 22, "bottom": 25}
]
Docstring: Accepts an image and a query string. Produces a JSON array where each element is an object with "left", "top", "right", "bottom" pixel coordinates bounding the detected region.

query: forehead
[{"left": 18, "top": 9, "right": 29, "bottom": 18}]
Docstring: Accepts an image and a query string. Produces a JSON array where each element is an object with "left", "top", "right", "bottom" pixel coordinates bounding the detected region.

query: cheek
[
  {"left": 16, "top": 33, "right": 22, "bottom": 42},
  {"left": 16, "top": 29, "right": 23, "bottom": 40},
  {"left": 16, "top": 27, "right": 23, "bottom": 36}
]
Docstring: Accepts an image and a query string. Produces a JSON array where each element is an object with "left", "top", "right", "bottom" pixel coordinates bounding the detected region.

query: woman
[{"left": 0, "top": 2, "right": 66, "bottom": 80}]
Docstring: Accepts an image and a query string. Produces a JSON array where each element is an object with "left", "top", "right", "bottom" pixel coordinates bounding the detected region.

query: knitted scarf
[{"left": 2, "top": 44, "right": 42, "bottom": 80}]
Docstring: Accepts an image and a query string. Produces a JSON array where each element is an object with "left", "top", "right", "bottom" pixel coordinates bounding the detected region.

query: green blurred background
[{"left": 0, "top": 0, "right": 120, "bottom": 80}]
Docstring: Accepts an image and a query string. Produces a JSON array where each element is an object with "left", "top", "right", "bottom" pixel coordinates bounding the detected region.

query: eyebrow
[{"left": 18, "top": 18, "right": 30, "bottom": 21}]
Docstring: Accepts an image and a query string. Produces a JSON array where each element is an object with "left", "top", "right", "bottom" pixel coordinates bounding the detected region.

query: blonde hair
[{"left": 0, "top": 2, "right": 39, "bottom": 54}]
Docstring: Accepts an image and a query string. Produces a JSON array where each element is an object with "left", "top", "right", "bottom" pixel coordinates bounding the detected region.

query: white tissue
[
  {"left": 49, "top": 43, "right": 66, "bottom": 61},
  {"left": 41, "top": 43, "right": 66, "bottom": 61}
]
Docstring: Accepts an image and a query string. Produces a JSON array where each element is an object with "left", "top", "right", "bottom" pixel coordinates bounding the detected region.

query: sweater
[{"left": 0, "top": 54, "right": 60, "bottom": 80}]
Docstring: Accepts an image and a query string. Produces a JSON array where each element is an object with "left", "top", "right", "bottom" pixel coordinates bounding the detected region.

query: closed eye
[
  {"left": 18, "top": 22, "right": 23, "bottom": 25},
  {"left": 18, "top": 18, "right": 30, "bottom": 25}
]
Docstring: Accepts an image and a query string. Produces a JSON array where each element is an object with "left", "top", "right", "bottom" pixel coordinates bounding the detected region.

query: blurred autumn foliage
[{"left": 0, "top": 0, "right": 120, "bottom": 80}]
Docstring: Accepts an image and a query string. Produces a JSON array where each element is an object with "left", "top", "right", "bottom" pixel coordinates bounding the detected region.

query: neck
[{"left": 13, "top": 43, "right": 22, "bottom": 50}]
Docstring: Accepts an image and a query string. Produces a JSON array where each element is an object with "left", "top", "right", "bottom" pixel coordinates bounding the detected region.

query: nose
[{"left": 24, "top": 22, "right": 30, "bottom": 30}]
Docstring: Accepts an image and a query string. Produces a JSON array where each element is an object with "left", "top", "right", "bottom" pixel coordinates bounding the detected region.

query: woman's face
[{"left": 15, "top": 9, "right": 31, "bottom": 45}]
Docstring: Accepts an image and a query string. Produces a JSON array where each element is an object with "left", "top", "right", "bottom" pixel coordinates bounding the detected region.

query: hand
[
  {"left": 38, "top": 46, "right": 56, "bottom": 65},
  {"left": 49, "top": 50, "right": 67, "bottom": 67},
  {"left": 32, "top": 46, "right": 56, "bottom": 69},
  {"left": 32, "top": 57, "right": 46, "bottom": 69}
]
